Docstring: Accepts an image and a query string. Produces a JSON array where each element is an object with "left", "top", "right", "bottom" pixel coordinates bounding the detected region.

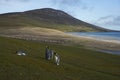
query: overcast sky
[{"left": 0, "top": 0, "right": 120, "bottom": 30}]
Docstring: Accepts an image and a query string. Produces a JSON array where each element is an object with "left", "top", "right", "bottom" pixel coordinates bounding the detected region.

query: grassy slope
[
  {"left": 0, "top": 11, "right": 108, "bottom": 32},
  {"left": 0, "top": 36, "right": 120, "bottom": 80}
]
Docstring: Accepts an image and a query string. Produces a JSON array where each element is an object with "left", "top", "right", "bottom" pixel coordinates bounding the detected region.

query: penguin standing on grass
[
  {"left": 45, "top": 46, "right": 50, "bottom": 60},
  {"left": 54, "top": 52, "right": 60, "bottom": 65}
]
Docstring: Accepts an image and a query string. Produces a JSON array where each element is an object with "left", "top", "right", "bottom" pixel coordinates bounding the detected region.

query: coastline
[
  {"left": 95, "top": 49, "right": 120, "bottom": 55},
  {"left": 0, "top": 27, "right": 120, "bottom": 55},
  {"left": 68, "top": 33, "right": 120, "bottom": 55}
]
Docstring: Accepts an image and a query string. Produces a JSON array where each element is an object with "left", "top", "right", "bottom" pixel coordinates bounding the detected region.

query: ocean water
[
  {"left": 68, "top": 32, "right": 120, "bottom": 55},
  {"left": 69, "top": 32, "right": 120, "bottom": 41}
]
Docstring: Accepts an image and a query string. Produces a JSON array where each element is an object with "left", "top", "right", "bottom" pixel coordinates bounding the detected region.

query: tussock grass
[{"left": 0, "top": 36, "right": 120, "bottom": 80}]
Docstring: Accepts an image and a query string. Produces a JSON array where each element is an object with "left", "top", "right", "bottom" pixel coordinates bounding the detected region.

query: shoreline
[
  {"left": 0, "top": 27, "right": 120, "bottom": 55},
  {"left": 67, "top": 32, "right": 120, "bottom": 44},
  {"left": 68, "top": 33, "right": 120, "bottom": 55},
  {"left": 95, "top": 49, "right": 120, "bottom": 55},
  {"left": 79, "top": 35, "right": 120, "bottom": 44}
]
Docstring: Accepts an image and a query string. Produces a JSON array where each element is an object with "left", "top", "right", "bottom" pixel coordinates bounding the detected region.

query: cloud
[
  {"left": 0, "top": 0, "right": 93, "bottom": 12},
  {"left": 11, "top": 0, "right": 30, "bottom": 1},
  {"left": 0, "top": 0, "right": 93, "bottom": 19},
  {"left": 54, "top": 0, "right": 82, "bottom": 6},
  {"left": 0, "top": 0, "right": 30, "bottom": 2},
  {"left": 0, "top": 0, "right": 32, "bottom": 14},
  {"left": 97, "top": 15, "right": 120, "bottom": 26},
  {"left": 52, "top": 0, "right": 91, "bottom": 10},
  {"left": 49, "top": 0, "right": 94, "bottom": 18},
  {"left": 93, "top": 15, "right": 120, "bottom": 30}
]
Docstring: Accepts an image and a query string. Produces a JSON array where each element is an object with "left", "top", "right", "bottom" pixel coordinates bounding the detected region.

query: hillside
[
  {"left": 0, "top": 8, "right": 110, "bottom": 32},
  {"left": 0, "top": 36, "right": 120, "bottom": 80}
]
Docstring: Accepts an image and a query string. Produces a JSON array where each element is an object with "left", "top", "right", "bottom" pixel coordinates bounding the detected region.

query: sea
[
  {"left": 69, "top": 32, "right": 120, "bottom": 41},
  {"left": 68, "top": 32, "right": 120, "bottom": 55}
]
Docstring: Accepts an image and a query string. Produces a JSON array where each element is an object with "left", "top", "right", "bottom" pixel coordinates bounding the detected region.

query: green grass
[
  {"left": 0, "top": 13, "right": 108, "bottom": 32},
  {"left": 0, "top": 16, "right": 95, "bottom": 32},
  {"left": 0, "top": 36, "right": 120, "bottom": 80}
]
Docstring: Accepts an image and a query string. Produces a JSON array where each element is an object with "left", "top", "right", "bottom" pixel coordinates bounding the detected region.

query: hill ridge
[{"left": 0, "top": 8, "right": 111, "bottom": 32}]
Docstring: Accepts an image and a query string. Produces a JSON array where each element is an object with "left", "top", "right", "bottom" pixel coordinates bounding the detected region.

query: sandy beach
[
  {"left": 67, "top": 33, "right": 120, "bottom": 55},
  {"left": 0, "top": 27, "right": 120, "bottom": 55}
]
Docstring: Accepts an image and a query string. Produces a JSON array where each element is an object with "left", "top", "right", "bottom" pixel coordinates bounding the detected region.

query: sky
[{"left": 0, "top": 0, "right": 120, "bottom": 30}]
